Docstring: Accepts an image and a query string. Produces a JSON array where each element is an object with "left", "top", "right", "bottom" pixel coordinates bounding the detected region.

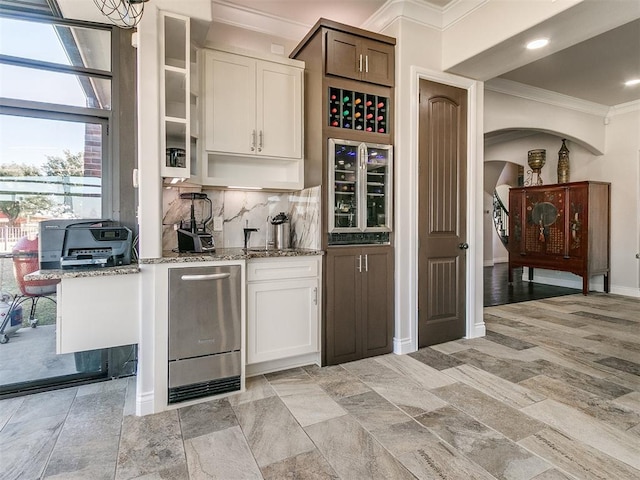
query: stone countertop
[
  {"left": 24, "top": 249, "right": 324, "bottom": 280},
  {"left": 25, "top": 264, "right": 140, "bottom": 281},
  {"left": 142, "top": 247, "right": 324, "bottom": 264}
]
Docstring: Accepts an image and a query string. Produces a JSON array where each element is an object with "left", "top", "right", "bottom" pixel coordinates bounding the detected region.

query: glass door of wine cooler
[
  {"left": 364, "top": 143, "right": 393, "bottom": 231},
  {"left": 329, "top": 139, "right": 360, "bottom": 232},
  {"left": 328, "top": 139, "right": 393, "bottom": 235}
]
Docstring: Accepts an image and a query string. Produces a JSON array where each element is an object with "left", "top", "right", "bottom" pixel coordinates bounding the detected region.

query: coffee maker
[{"left": 177, "top": 193, "right": 215, "bottom": 253}]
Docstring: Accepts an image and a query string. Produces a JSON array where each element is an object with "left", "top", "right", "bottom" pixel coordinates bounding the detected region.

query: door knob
[{"left": 458, "top": 243, "right": 469, "bottom": 250}]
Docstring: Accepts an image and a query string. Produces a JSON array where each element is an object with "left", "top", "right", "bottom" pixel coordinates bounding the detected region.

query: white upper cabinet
[
  {"left": 202, "top": 48, "right": 304, "bottom": 190},
  {"left": 256, "top": 60, "right": 303, "bottom": 159},
  {"left": 204, "top": 51, "right": 256, "bottom": 156},
  {"left": 204, "top": 49, "right": 302, "bottom": 159},
  {"left": 160, "top": 12, "right": 191, "bottom": 179}
]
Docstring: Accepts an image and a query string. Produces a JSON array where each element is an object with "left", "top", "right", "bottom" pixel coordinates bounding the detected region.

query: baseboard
[
  {"left": 393, "top": 336, "right": 415, "bottom": 355},
  {"left": 610, "top": 285, "right": 640, "bottom": 298},
  {"left": 493, "top": 257, "right": 508, "bottom": 264},
  {"left": 466, "top": 321, "right": 486, "bottom": 339},
  {"left": 135, "top": 390, "right": 155, "bottom": 417},
  {"left": 483, "top": 260, "right": 494, "bottom": 267},
  {"left": 245, "top": 352, "right": 320, "bottom": 377}
]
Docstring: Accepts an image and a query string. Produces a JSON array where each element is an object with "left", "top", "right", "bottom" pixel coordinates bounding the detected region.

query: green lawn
[{"left": 0, "top": 257, "right": 56, "bottom": 327}]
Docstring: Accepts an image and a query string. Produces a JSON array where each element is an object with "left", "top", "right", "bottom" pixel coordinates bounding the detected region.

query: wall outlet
[{"left": 213, "top": 216, "right": 223, "bottom": 232}]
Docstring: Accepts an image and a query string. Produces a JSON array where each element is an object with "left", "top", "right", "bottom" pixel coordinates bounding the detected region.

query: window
[
  {"left": 0, "top": 10, "right": 137, "bottom": 396},
  {"left": 0, "top": 12, "right": 137, "bottom": 241}
]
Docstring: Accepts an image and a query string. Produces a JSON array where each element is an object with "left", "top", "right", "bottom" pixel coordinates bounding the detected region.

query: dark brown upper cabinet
[{"left": 325, "top": 30, "right": 395, "bottom": 87}]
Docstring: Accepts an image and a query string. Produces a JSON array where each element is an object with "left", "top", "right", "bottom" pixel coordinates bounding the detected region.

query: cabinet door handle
[
  {"left": 251, "top": 130, "right": 256, "bottom": 151},
  {"left": 365, "top": 55, "right": 369, "bottom": 73},
  {"left": 359, "top": 54, "right": 363, "bottom": 72},
  {"left": 258, "top": 130, "right": 263, "bottom": 152},
  {"left": 364, "top": 254, "right": 368, "bottom": 272},
  {"left": 357, "top": 254, "right": 362, "bottom": 273},
  {"left": 458, "top": 243, "right": 469, "bottom": 250},
  {"left": 313, "top": 287, "right": 318, "bottom": 305}
]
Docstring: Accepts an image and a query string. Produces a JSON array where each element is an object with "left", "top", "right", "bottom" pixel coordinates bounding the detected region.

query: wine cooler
[{"left": 328, "top": 139, "right": 393, "bottom": 245}]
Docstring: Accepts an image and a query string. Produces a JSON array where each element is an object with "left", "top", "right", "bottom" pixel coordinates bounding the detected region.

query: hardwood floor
[
  {"left": 484, "top": 263, "right": 581, "bottom": 307},
  {"left": 2, "top": 293, "right": 639, "bottom": 479}
]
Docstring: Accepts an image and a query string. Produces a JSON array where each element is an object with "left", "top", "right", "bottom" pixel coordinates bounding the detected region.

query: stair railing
[{"left": 492, "top": 190, "right": 509, "bottom": 246}]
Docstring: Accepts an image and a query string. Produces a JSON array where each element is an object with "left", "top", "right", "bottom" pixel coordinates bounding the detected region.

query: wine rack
[{"left": 328, "top": 87, "right": 388, "bottom": 133}]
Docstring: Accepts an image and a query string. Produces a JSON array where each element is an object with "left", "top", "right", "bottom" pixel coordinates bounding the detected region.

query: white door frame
[{"left": 393, "top": 66, "right": 484, "bottom": 355}]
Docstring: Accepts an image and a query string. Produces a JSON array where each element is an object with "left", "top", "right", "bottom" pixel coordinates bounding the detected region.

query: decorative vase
[
  {"left": 526, "top": 149, "right": 546, "bottom": 185},
  {"left": 557, "top": 139, "right": 570, "bottom": 184}
]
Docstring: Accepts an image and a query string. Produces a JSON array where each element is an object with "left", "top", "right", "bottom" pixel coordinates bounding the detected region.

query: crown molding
[
  {"left": 441, "top": 0, "right": 487, "bottom": 29},
  {"left": 608, "top": 99, "right": 640, "bottom": 117},
  {"left": 363, "top": 0, "right": 443, "bottom": 32},
  {"left": 485, "top": 78, "right": 610, "bottom": 117},
  {"left": 210, "top": 0, "right": 310, "bottom": 41}
]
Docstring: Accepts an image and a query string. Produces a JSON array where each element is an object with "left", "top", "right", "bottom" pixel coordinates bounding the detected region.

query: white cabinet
[
  {"left": 56, "top": 273, "right": 139, "bottom": 354},
  {"left": 202, "top": 48, "right": 304, "bottom": 190},
  {"left": 246, "top": 256, "right": 320, "bottom": 366},
  {"left": 161, "top": 12, "right": 199, "bottom": 180}
]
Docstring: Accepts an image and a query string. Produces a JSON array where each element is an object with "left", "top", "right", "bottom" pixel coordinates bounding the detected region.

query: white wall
[
  {"left": 383, "top": 17, "right": 485, "bottom": 354},
  {"left": 484, "top": 92, "right": 640, "bottom": 296}
]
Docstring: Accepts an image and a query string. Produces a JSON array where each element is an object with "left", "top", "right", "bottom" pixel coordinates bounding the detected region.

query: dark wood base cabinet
[
  {"left": 508, "top": 181, "right": 610, "bottom": 295},
  {"left": 325, "top": 246, "right": 394, "bottom": 365}
]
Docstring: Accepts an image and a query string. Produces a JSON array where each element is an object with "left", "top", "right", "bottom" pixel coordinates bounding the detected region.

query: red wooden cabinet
[{"left": 508, "top": 181, "right": 610, "bottom": 295}]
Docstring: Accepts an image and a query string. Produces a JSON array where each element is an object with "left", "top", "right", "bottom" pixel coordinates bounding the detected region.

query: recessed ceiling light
[
  {"left": 624, "top": 78, "right": 640, "bottom": 86},
  {"left": 526, "top": 38, "right": 549, "bottom": 50}
]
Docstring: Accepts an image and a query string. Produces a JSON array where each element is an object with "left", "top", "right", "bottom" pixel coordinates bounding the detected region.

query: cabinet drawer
[{"left": 247, "top": 256, "right": 319, "bottom": 282}]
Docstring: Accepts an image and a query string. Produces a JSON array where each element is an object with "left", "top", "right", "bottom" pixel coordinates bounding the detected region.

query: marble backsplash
[{"left": 162, "top": 186, "right": 321, "bottom": 252}]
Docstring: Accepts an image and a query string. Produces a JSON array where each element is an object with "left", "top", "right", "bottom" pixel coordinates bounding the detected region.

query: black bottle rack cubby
[{"left": 328, "top": 87, "right": 388, "bottom": 134}]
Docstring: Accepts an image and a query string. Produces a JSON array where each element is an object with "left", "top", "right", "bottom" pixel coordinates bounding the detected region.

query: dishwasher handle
[{"left": 180, "top": 273, "right": 231, "bottom": 281}]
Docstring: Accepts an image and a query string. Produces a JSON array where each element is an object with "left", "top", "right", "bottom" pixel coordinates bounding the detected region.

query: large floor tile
[
  {"left": 276, "top": 384, "right": 347, "bottom": 427},
  {"left": 261, "top": 450, "right": 339, "bottom": 480},
  {"left": 371, "top": 420, "right": 495, "bottom": 479},
  {"left": 442, "top": 363, "right": 545, "bottom": 408},
  {"left": 408, "top": 346, "right": 466, "bottom": 371},
  {"left": 184, "top": 425, "right": 262, "bottom": 480},
  {"left": 452, "top": 348, "right": 539, "bottom": 383},
  {"left": 303, "top": 364, "right": 372, "bottom": 399},
  {"left": 416, "top": 405, "right": 551, "bottom": 480},
  {"left": 232, "top": 394, "right": 315, "bottom": 467},
  {"left": 375, "top": 353, "right": 458, "bottom": 390},
  {"left": 518, "top": 427, "right": 640, "bottom": 480},
  {"left": 178, "top": 397, "right": 238, "bottom": 440},
  {"left": 305, "top": 415, "right": 415, "bottom": 479},
  {"left": 0, "top": 414, "right": 66, "bottom": 480},
  {"left": 227, "top": 374, "right": 276, "bottom": 406},
  {"left": 337, "top": 390, "right": 411, "bottom": 431},
  {"left": 115, "top": 410, "right": 187, "bottom": 480},
  {"left": 432, "top": 382, "right": 546, "bottom": 441},
  {"left": 521, "top": 398, "right": 640, "bottom": 470},
  {"left": 520, "top": 374, "right": 640, "bottom": 432}
]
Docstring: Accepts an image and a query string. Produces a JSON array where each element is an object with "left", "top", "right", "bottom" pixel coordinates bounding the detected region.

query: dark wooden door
[
  {"left": 362, "top": 246, "right": 394, "bottom": 356},
  {"left": 418, "top": 79, "right": 467, "bottom": 347},
  {"left": 325, "top": 247, "right": 362, "bottom": 365}
]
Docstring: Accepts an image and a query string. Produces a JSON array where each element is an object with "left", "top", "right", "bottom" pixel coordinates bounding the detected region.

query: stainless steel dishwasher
[{"left": 168, "top": 264, "right": 241, "bottom": 404}]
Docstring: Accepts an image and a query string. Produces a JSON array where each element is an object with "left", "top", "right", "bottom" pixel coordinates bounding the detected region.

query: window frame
[{"left": 0, "top": 11, "right": 133, "bottom": 226}]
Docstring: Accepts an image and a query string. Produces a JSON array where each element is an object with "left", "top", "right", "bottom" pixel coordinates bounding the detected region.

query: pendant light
[{"left": 93, "top": 0, "right": 149, "bottom": 29}]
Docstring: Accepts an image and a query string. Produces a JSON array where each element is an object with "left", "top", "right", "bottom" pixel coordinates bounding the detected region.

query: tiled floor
[{"left": 2, "top": 292, "right": 639, "bottom": 479}]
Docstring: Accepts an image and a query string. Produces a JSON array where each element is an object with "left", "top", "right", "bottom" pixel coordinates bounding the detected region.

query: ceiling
[
  {"left": 217, "top": 0, "right": 639, "bottom": 108},
  {"left": 47, "top": 0, "right": 640, "bottom": 108}
]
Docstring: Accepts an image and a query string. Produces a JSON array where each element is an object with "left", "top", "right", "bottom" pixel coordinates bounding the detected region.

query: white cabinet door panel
[
  {"left": 205, "top": 50, "right": 256, "bottom": 154},
  {"left": 247, "top": 278, "right": 318, "bottom": 364},
  {"left": 57, "top": 274, "right": 139, "bottom": 354},
  {"left": 257, "top": 61, "right": 303, "bottom": 159}
]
